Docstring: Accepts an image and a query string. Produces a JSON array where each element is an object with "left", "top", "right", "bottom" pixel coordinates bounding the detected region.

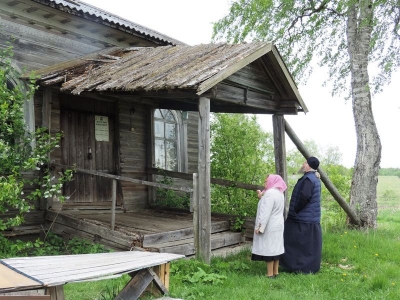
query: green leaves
[
  {"left": 213, "top": 0, "right": 400, "bottom": 97},
  {"left": 210, "top": 113, "right": 275, "bottom": 223},
  {"left": 0, "top": 42, "right": 72, "bottom": 231}
]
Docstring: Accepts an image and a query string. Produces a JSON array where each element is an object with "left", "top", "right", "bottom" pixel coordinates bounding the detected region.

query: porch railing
[{"left": 51, "top": 164, "right": 262, "bottom": 231}]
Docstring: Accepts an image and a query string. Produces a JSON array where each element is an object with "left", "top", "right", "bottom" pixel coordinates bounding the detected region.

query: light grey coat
[{"left": 252, "top": 188, "right": 285, "bottom": 257}]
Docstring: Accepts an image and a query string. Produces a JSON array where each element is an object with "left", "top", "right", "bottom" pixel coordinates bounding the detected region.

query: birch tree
[{"left": 213, "top": 0, "right": 400, "bottom": 228}]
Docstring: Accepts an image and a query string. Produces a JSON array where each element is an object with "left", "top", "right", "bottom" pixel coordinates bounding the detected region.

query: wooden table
[{"left": 0, "top": 251, "right": 184, "bottom": 300}]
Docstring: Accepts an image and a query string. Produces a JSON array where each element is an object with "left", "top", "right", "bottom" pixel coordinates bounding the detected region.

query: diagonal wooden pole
[{"left": 284, "top": 120, "right": 360, "bottom": 225}]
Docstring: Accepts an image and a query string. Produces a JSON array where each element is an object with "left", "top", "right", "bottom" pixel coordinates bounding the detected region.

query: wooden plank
[
  {"left": 47, "top": 286, "right": 64, "bottom": 300},
  {"left": 2, "top": 225, "right": 42, "bottom": 237},
  {"left": 0, "top": 264, "right": 41, "bottom": 292},
  {"left": 197, "top": 43, "right": 273, "bottom": 95},
  {"left": 164, "top": 263, "right": 170, "bottom": 290},
  {"left": 270, "top": 47, "right": 307, "bottom": 111},
  {"left": 272, "top": 115, "right": 288, "bottom": 217},
  {"left": 147, "top": 167, "right": 263, "bottom": 191},
  {"left": 1, "top": 252, "right": 184, "bottom": 287},
  {"left": 48, "top": 222, "right": 129, "bottom": 250},
  {"left": 45, "top": 211, "right": 140, "bottom": 247},
  {"left": 115, "top": 269, "right": 153, "bottom": 300},
  {"left": 142, "top": 220, "right": 230, "bottom": 247},
  {"left": 157, "top": 232, "right": 243, "bottom": 256},
  {"left": 145, "top": 106, "right": 156, "bottom": 207},
  {"left": 51, "top": 163, "right": 192, "bottom": 193},
  {"left": 148, "top": 268, "right": 168, "bottom": 295}
]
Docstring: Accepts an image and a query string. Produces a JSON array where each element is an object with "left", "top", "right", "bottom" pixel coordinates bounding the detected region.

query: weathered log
[{"left": 284, "top": 120, "right": 361, "bottom": 225}]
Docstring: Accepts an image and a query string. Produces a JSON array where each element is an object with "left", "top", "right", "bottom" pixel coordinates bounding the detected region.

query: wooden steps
[
  {"left": 153, "top": 231, "right": 244, "bottom": 256},
  {"left": 45, "top": 209, "right": 245, "bottom": 256}
]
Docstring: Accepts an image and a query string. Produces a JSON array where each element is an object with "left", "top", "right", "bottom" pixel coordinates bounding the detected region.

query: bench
[{"left": 0, "top": 251, "right": 184, "bottom": 300}]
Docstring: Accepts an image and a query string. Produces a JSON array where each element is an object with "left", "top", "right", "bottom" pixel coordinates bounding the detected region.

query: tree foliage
[
  {"left": 0, "top": 44, "right": 72, "bottom": 231},
  {"left": 213, "top": 0, "right": 400, "bottom": 96},
  {"left": 210, "top": 113, "right": 275, "bottom": 225},
  {"left": 213, "top": 0, "right": 393, "bottom": 228},
  {"left": 379, "top": 168, "right": 400, "bottom": 176}
]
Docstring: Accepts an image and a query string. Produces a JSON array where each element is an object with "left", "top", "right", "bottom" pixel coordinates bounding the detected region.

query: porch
[{"left": 46, "top": 207, "right": 244, "bottom": 256}]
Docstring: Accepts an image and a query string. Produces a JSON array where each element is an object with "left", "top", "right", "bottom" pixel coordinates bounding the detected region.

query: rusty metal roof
[{"left": 31, "top": 0, "right": 183, "bottom": 46}]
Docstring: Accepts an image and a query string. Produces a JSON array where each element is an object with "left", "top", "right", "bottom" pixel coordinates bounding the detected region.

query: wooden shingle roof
[{"left": 30, "top": 42, "right": 308, "bottom": 114}]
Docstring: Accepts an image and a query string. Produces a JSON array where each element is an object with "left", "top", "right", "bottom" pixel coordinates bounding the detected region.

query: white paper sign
[{"left": 95, "top": 115, "right": 109, "bottom": 142}]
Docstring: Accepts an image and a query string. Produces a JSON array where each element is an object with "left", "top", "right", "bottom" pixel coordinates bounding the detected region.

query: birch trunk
[{"left": 346, "top": 1, "right": 381, "bottom": 228}]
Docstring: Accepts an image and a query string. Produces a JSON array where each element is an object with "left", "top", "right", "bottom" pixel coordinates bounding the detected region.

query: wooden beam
[
  {"left": 51, "top": 163, "right": 192, "bottom": 193},
  {"left": 48, "top": 286, "right": 64, "bottom": 300},
  {"left": 270, "top": 47, "right": 308, "bottom": 112},
  {"left": 272, "top": 115, "right": 288, "bottom": 217},
  {"left": 145, "top": 107, "right": 156, "bottom": 206},
  {"left": 115, "top": 269, "right": 153, "bottom": 300},
  {"left": 148, "top": 268, "right": 168, "bottom": 295},
  {"left": 147, "top": 167, "right": 264, "bottom": 191},
  {"left": 196, "top": 97, "right": 211, "bottom": 264},
  {"left": 284, "top": 120, "right": 360, "bottom": 225},
  {"left": 197, "top": 43, "right": 273, "bottom": 95}
]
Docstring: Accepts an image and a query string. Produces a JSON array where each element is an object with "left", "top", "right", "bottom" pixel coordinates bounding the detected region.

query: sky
[{"left": 82, "top": 0, "right": 399, "bottom": 168}]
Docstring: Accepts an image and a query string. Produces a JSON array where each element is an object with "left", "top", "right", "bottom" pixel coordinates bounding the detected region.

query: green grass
[{"left": 64, "top": 176, "right": 400, "bottom": 300}]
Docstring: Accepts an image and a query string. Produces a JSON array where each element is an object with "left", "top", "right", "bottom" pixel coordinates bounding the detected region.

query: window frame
[{"left": 152, "top": 109, "right": 187, "bottom": 172}]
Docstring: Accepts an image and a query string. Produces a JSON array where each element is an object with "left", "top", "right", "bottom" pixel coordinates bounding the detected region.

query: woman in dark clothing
[{"left": 280, "top": 156, "right": 322, "bottom": 274}]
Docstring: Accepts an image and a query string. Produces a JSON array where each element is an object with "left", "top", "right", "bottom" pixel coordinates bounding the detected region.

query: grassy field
[{"left": 64, "top": 176, "right": 400, "bottom": 300}]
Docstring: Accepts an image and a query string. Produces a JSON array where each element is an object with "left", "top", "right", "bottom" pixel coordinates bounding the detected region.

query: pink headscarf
[{"left": 265, "top": 174, "right": 287, "bottom": 193}]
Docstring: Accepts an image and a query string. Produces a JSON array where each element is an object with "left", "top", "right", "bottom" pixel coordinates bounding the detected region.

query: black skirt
[
  {"left": 251, "top": 253, "right": 283, "bottom": 262},
  {"left": 280, "top": 219, "right": 322, "bottom": 273}
]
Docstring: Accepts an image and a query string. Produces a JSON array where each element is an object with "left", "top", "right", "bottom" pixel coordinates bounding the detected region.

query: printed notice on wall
[{"left": 95, "top": 115, "right": 109, "bottom": 142}]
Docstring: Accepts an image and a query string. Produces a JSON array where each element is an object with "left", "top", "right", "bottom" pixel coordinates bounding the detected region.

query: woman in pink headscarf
[{"left": 251, "top": 174, "right": 287, "bottom": 278}]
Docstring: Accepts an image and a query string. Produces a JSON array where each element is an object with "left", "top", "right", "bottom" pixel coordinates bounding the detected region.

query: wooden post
[
  {"left": 284, "top": 119, "right": 360, "bottom": 225},
  {"left": 191, "top": 173, "right": 198, "bottom": 213},
  {"left": 146, "top": 107, "right": 157, "bottom": 206},
  {"left": 148, "top": 262, "right": 170, "bottom": 295},
  {"left": 192, "top": 173, "right": 198, "bottom": 251},
  {"left": 272, "top": 115, "right": 288, "bottom": 217},
  {"left": 197, "top": 97, "right": 211, "bottom": 264},
  {"left": 47, "top": 286, "right": 64, "bottom": 300},
  {"left": 111, "top": 179, "right": 117, "bottom": 230}
]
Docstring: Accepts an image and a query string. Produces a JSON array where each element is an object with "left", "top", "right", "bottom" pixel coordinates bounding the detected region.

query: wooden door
[{"left": 61, "top": 110, "right": 115, "bottom": 203}]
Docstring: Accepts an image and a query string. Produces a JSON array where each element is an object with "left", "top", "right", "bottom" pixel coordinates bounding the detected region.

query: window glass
[
  {"left": 164, "top": 110, "right": 175, "bottom": 121},
  {"left": 154, "top": 120, "right": 164, "bottom": 138},
  {"left": 165, "top": 141, "right": 178, "bottom": 171},
  {"left": 154, "top": 139, "right": 166, "bottom": 169},
  {"left": 154, "top": 109, "right": 162, "bottom": 118},
  {"left": 154, "top": 109, "right": 178, "bottom": 171},
  {"left": 165, "top": 123, "right": 176, "bottom": 139}
]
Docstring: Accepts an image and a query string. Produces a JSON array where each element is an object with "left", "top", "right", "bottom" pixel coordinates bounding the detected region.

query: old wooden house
[{"left": 1, "top": 0, "right": 308, "bottom": 261}]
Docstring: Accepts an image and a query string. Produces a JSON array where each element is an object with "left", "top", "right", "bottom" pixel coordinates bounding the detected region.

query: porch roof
[{"left": 29, "top": 42, "right": 308, "bottom": 114}]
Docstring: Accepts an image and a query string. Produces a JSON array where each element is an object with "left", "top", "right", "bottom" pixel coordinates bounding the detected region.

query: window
[{"left": 154, "top": 109, "right": 179, "bottom": 171}]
